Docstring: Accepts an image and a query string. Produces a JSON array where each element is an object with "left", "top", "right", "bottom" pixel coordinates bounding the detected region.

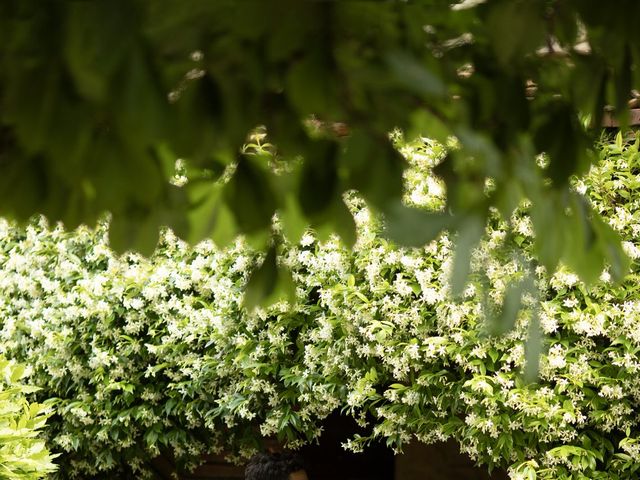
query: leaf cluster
[
  {"left": 0, "top": 0, "right": 638, "bottom": 290},
  {"left": 0, "top": 357, "right": 57, "bottom": 479}
]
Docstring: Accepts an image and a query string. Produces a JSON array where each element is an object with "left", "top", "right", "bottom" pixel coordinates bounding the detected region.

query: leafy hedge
[{"left": 1, "top": 135, "right": 640, "bottom": 479}]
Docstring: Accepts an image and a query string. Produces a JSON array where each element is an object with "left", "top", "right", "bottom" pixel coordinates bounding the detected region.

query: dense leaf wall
[{"left": 1, "top": 137, "right": 640, "bottom": 479}]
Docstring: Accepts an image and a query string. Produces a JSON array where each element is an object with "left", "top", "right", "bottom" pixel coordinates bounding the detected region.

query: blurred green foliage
[
  {"left": 0, "top": 136, "right": 639, "bottom": 479},
  {"left": 0, "top": 0, "right": 637, "bottom": 290}
]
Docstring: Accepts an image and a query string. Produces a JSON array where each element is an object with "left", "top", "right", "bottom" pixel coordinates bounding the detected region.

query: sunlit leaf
[
  {"left": 490, "top": 280, "right": 524, "bottom": 336},
  {"left": 524, "top": 309, "right": 543, "bottom": 383},
  {"left": 450, "top": 214, "right": 485, "bottom": 297}
]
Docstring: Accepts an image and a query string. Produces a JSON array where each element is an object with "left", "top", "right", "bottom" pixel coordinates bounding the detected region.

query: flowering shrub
[
  {"left": 1, "top": 134, "right": 640, "bottom": 479},
  {"left": 0, "top": 356, "right": 57, "bottom": 479}
]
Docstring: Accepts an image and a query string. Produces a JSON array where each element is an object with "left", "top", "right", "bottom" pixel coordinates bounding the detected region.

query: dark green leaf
[
  {"left": 533, "top": 101, "right": 590, "bottom": 187},
  {"left": 225, "top": 157, "right": 277, "bottom": 234},
  {"left": 486, "top": 1, "right": 545, "bottom": 67},
  {"left": 329, "top": 199, "right": 357, "bottom": 248},
  {"left": 114, "top": 48, "right": 169, "bottom": 148},
  {"left": 109, "top": 211, "right": 160, "bottom": 256},
  {"left": 298, "top": 140, "right": 339, "bottom": 219},
  {"left": 278, "top": 192, "right": 309, "bottom": 245},
  {"left": 341, "top": 130, "right": 404, "bottom": 209},
  {"left": 563, "top": 193, "right": 605, "bottom": 285},
  {"left": 63, "top": 2, "right": 132, "bottom": 101},
  {"left": 494, "top": 179, "right": 522, "bottom": 221},
  {"left": 286, "top": 50, "right": 340, "bottom": 119},
  {"left": 385, "top": 50, "right": 446, "bottom": 98}
]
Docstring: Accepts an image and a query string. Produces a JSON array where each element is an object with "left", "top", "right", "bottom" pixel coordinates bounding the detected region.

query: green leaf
[
  {"left": 533, "top": 101, "right": 592, "bottom": 187},
  {"left": 490, "top": 280, "right": 524, "bottom": 335},
  {"left": 486, "top": 1, "right": 545, "bottom": 66},
  {"left": 455, "top": 127, "right": 502, "bottom": 179},
  {"left": 298, "top": 140, "right": 339, "bottom": 219},
  {"left": 385, "top": 50, "right": 446, "bottom": 98},
  {"left": 407, "top": 109, "right": 451, "bottom": 144},
  {"left": 563, "top": 193, "right": 605, "bottom": 285},
  {"left": 382, "top": 202, "right": 453, "bottom": 247},
  {"left": 593, "top": 214, "right": 630, "bottom": 283},
  {"left": 329, "top": 199, "right": 357, "bottom": 248},
  {"left": 0, "top": 154, "right": 48, "bottom": 222},
  {"left": 340, "top": 130, "right": 405, "bottom": 209},
  {"left": 572, "top": 57, "right": 607, "bottom": 127},
  {"left": 530, "top": 194, "right": 564, "bottom": 273},
  {"left": 243, "top": 244, "right": 295, "bottom": 311},
  {"left": 63, "top": 2, "right": 133, "bottom": 101},
  {"left": 494, "top": 179, "right": 523, "bottom": 221},
  {"left": 450, "top": 214, "right": 485, "bottom": 297},
  {"left": 225, "top": 157, "right": 278, "bottom": 234},
  {"left": 312, "top": 199, "right": 357, "bottom": 248},
  {"left": 286, "top": 50, "right": 340, "bottom": 119},
  {"left": 187, "top": 179, "right": 238, "bottom": 246},
  {"left": 108, "top": 211, "right": 160, "bottom": 256},
  {"left": 266, "top": 2, "right": 316, "bottom": 62},
  {"left": 8, "top": 364, "right": 25, "bottom": 384},
  {"left": 278, "top": 192, "right": 309, "bottom": 245},
  {"left": 433, "top": 150, "right": 488, "bottom": 211},
  {"left": 524, "top": 309, "right": 542, "bottom": 383},
  {"left": 145, "top": 428, "right": 158, "bottom": 446},
  {"left": 3, "top": 63, "right": 61, "bottom": 156},
  {"left": 114, "top": 47, "right": 169, "bottom": 149}
]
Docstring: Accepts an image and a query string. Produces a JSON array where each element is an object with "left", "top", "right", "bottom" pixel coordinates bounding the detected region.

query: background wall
[
  {"left": 394, "top": 440, "right": 509, "bottom": 480},
  {"left": 152, "top": 415, "right": 508, "bottom": 479}
]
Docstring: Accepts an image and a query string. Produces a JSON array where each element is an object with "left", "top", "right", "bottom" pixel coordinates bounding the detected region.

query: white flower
[
  {"left": 300, "top": 232, "right": 315, "bottom": 247},
  {"left": 599, "top": 385, "right": 624, "bottom": 400},
  {"left": 623, "top": 241, "right": 640, "bottom": 260},
  {"left": 546, "top": 345, "right": 567, "bottom": 369}
]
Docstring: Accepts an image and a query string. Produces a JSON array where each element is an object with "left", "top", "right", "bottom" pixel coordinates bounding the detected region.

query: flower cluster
[{"left": 1, "top": 134, "right": 640, "bottom": 479}]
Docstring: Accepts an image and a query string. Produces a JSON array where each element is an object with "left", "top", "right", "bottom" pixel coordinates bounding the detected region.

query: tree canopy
[{"left": 0, "top": 0, "right": 638, "bottom": 288}]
